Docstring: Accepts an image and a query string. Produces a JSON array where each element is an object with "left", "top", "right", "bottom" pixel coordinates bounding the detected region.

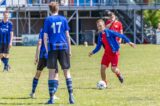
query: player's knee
[
  {"left": 0, "top": 54, "right": 3, "bottom": 58},
  {"left": 101, "top": 65, "right": 106, "bottom": 72},
  {"left": 3, "top": 54, "right": 9, "bottom": 58},
  {"left": 63, "top": 69, "right": 71, "bottom": 78},
  {"left": 54, "top": 73, "right": 59, "bottom": 80},
  {"left": 111, "top": 67, "right": 117, "bottom": 73},
  {"left": 35, "top": 71, "right": 42, "bottom": 79}
]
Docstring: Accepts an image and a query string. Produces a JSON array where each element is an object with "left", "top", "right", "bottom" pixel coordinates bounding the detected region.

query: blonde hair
[
  {"left": 96, "top": 19, "right": 105, "bottom": 24},
  {"left": 49, "top": 2, "right": 59, "bottom": 13}
]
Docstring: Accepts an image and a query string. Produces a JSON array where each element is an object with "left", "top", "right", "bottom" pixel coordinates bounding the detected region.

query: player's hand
[
  {"left": 88, "top": 52, "right": 93, "bottom": 57},
  {"left": 9, "top": 43, "right": 12, "bottom": 48},
  {"left": 34, "top": 57, "right": 38, "bottom": 65},
  {"left": 129, "top": 42, "right": 136, "bottom": 48},
  {"left": 69, "top": 51, "right": 72, "bottom": 57}
]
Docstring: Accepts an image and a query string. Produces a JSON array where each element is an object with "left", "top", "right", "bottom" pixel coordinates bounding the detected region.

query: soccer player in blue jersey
[
  {"left": 44, "top": 2, "right": 74, "bottom": 104},
  {"left": 0, "top": 10, "right": 13, "bottom": 71},
  {"left": 30, "top": 28, "right": 59, "bottom": 99}
]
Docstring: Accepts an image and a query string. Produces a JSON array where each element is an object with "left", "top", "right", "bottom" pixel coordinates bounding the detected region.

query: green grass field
[{"left": 0, "top": 45, "right": 160, "bottom": 106}]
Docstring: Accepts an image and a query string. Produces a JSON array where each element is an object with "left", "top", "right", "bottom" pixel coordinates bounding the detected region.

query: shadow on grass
[
  {"left": 59, "top": 87, "right": 98, "bottom": 90},
  {"left": 0, "top": 102, "right": 68, "bottom": 105},
  {"left": 0, "top": 97, "right": 68, "bottom": 105},
  {"left": 1, "top": 97, "right": 46, "bottom": 100},
  {"left": 0, "top": 102, "right": 45, "bottom": 105},
  {"left": 59, "top": 87, "right": 111, "bottom": 90}
]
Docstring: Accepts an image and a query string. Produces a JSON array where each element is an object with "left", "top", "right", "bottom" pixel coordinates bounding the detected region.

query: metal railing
[{"left": 5, "top": 0, "right": 160, "bottom": 7}]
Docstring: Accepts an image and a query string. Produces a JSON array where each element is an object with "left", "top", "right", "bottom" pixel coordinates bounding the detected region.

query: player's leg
[
  {"left": 30, "top": 71, "right": 41, "bottom": 98},
  {"left": 59, "top": 50, "right": 74, "bottom": 104},
  {"left": 2, "top": 44, "right": 10, "bottom": 71},
  {"left": 30, "top": 58, "right": 45, "bottom": 98},
  {"left": 101, "top": 54, "right": 110, "bottom": 84},
  {"left": 0, "top": 44, "right": 4, "bottom": 60},
  {"left": 111, "top": 54, "right": 124, "bottom": 83},
  {"left": 100, "top": 65, "right": 108, "bottom": 84},
  {"left": 0, "top": 44, "right": 6, "bottom": 70},
  {"left": 47, "top": 51, "right": 59, "bottom": 104},
  {"left": 111, "top": 66, "right": 123, "bottom": 83},
  {"left": 2, "top": 54, "right": 10, "bottom": 71}
]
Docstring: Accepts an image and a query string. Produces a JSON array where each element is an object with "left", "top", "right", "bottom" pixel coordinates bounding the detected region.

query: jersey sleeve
[
  {"left": 108, "top": 30, "right": 130, "bottom": 43},
  {"left": 43, "top": 18, "right": 49, "bottom": 34},
  {"left": 92, "top": 34, "right": 102, "bottom": 54},
  {"left": 9, "top": 22, "right": 13, "bottom": 32},
  {"left": 39, "top": 29, "right": 43, "bottom": 40}
]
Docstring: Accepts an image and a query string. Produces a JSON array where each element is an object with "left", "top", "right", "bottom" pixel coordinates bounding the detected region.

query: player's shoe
[
  {"left": 29, "top": 93, "right": 35, "bottom": 99},
  {"left": 3, "top": 65, "right": 11, "bottom": 71},
  {"left": 29, "top": 93, "right": 59, "bottom": 100},
  {"left": 46, "top": 98, "right": 55, "bottom": 104},
  {"left": 118, "top": 74, "right": 124, "bottom": 83},
  {"left": 69, "top": 93, "right": 75, "bottom": 104},
  {"left": 54, "top": 95, "right": 59, "bottom": 100}
]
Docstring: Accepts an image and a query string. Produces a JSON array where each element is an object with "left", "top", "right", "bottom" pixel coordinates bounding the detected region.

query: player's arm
[
  {"left": 9, "top": 31, "right": 13, "bottom": 48},
  {"left": 118, "top": 30, "right": 123, "bottom": 43},
  {"left": 43, "top": 18, "right": 49, "bottom": 53},
  {"left": 64, "top": 18, "right": 71, "bottom": 56},
  {"left": 89, "top": 35, "right": 102, "bottom": 57},
  {"left": 35, "top": 39, "right": 42, "bottom": 65},
  {"left": 66, "top": 31, "right": 71, "bottom": 56},
  {"left": 118, "top": 22, "right": 123, "bottom": 43},
  {"left": 106, "top": 20, "right": 114, "bottom": 28},
  {"left": 108, "top": 30, "right": 136, "bottom": 48},
  {"left": 44, "top": 33, "right": 48, "bottom": 53},
  {"left": 9, "top": 23, "right": 14, "bottom": 48}
]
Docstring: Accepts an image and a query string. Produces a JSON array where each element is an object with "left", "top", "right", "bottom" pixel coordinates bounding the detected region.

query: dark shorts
[
  {"left": 37, "top": 58, "right": 58, "bottom": 73},
  {"left": 47, "top": 50, "right": 70, "bottom": 69},
  {"left": 0, "top": 43, "right": 9, "bottom": 54}
]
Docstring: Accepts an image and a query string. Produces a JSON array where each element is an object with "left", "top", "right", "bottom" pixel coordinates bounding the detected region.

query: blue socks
[
  {"left": 32, "top": 78, "right": 39, "bottom": 94},
  {"left": 66, "top": 78, "right": 73, "bottom": 94},
  {"left": 1, "top": 57, "right": 9, "bottom": 67},
  {"left": 48, "top": 80, "right": 58, "bottom": 100}
]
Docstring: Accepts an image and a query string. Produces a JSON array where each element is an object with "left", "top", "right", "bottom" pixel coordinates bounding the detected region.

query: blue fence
[{"left": 25, "top": 0, "right": 160, "bottom": 6}]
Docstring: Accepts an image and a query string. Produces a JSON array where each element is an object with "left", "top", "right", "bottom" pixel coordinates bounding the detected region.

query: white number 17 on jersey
[{"left": 51, "top": 22, "right": 62, "bottom": 34}]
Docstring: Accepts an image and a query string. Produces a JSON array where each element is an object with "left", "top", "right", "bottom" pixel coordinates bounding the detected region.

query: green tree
[{"left": 143, "top": 10, "right": 160, "bottom": 28}]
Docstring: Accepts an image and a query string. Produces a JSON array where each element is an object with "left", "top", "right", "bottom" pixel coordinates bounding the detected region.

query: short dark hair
[
  {"left": 3, "top": 9, "right": 9, "bottom": 14},
  {"left": 49, "top": 2, "right": 59, "bottom": 13}
]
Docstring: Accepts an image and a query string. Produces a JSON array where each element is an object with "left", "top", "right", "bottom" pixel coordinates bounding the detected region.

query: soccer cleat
[
  {"left": 30, "top": 93, "right": 36, "bottom": 99},
  {"left": 118, "top": 74, "right": 124, "bottom": 83},
  {"left": 69, "top": 94, "right": 75, "bottom": 104},
  {"left": 46, "top": 98, "right": 55, "bottom": 104}
]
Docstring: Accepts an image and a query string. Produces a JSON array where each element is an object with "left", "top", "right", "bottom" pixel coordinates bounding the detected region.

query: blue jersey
[
  {"left": 39, "top": 28, "right": 47, "bottom": 59},
  {"left": 0, "top": 20, "right": 13, "bottom": 44},
  {"left": 44, "top": 15, "right": 70, "bottom": 51}
]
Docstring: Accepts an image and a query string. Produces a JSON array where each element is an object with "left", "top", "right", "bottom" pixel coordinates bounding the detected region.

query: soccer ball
[{"left": 97, "top": 80, "right": 107, "bottom": 90}]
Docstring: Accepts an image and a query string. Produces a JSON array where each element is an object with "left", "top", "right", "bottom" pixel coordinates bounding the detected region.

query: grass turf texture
[{"left": 0, "top": 45, "right": 160, "bottom": 106}]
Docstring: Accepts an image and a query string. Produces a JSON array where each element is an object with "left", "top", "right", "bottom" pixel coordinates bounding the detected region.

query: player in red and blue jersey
[
  {"left": 89, "top": 19, "right": 135, "bottom": 85},
  {"left": 105, "top": 11, "right": 123, "bottom": 43},
  {"left": 29, "top": 28, "right": 59, "bottom": 99},
  {"left": 0, "top": 10, "right": 13, "bottom": 71},
  {"left": 43, "top": 2, "right": 74, "bottom": 104}
]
